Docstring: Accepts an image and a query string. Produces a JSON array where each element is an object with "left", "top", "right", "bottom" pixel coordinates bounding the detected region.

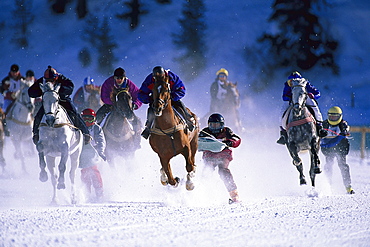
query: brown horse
[
  {"left": 102, "top": 87, "right": 141, "bottom": 168},
  {"left": 149, "top": 79, "right": 198, "bottom": 190}
]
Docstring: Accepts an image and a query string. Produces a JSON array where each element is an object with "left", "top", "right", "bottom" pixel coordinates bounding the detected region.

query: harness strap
[
  {"left": 287, "top": 116, "right": 315, "bottom": 130},
  {"left": 40, "top": 122, "right": 78, "bottom": 129},
  {"left": 150, "top": 124, "right": 185, "bottom": 135}
]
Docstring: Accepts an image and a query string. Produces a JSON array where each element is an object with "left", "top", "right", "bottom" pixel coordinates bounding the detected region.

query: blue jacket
[
  {"left": 138, "top": 70, "right": 186, "bottom": 104},
  {"left": 282, "top": 80, "right": 321, "bottom": 101}
]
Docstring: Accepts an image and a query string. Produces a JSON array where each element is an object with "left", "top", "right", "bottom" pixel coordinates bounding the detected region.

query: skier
[
  {"left": 277, "top": 71, "right": 327, "bottom": 145},
  {"left": 79, "top": 108, "right": 106, "bottom": 201},
  {"left": 321, "top": 106, "right": 355, "bottom": 194},
  {"left": 198, "top": 113, "right": 241, "bottom": 203}
]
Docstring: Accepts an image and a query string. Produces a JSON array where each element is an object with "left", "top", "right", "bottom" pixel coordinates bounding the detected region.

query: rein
[{"left": 40, "top": 122, "right": 78, "bottom": 129}]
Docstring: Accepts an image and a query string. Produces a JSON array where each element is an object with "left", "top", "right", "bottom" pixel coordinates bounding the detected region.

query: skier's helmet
[
  {"left": 327, "top": 106, "right": 342, "bottom": 125},
  {"left": 208, "top": 113, "right": 225, "bottom": 134},
  {"left": 81, "top": 108, "right": 96, "bottom": 127}
]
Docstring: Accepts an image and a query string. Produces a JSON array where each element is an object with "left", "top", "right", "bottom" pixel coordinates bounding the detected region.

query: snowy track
[{"left": 1, "top": 134, "right": 370, "bottom": 246}]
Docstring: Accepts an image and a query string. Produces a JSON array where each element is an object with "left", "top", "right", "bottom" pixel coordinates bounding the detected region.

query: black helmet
[
  {"left": 208, "top": 113, "right": 225, "bottom": 133},
  {"left": 152, "top": 66, "right": 165, "bottom": 77}
]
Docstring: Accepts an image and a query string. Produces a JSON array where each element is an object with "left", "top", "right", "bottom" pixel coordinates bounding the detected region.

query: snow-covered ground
[{"left": 1, "top": 127, "right": 370, "bottom": 246}]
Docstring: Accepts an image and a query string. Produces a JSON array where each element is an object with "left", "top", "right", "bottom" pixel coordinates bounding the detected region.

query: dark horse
[
  {"left": 149, "top": 79, "right": 199, "bottom": 190},
  {"left": 285, "top": 79, "right": 321, "bottom": 187},
  {"left": 102, "top": 87, "right": 140, "bottom": 167},
  {"left": 0, "top": 109, "right": 6, "bottom": 175}
]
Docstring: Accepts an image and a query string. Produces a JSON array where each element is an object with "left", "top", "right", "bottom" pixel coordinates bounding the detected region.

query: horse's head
[
  {"left": 152, "top": 79, "right": 171, "bottom": 117},
  {"left": 41, "top": 81, "right": 61, "bottom": 127},
  {"left": 290, "top": 79, "right": 307, "bottom": 117},
  {"left": 112, "top": 86, "right": 134, "bottom": 120}
]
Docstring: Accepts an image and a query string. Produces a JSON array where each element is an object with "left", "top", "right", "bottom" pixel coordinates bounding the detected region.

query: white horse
[
  {"left": 6, "top": 81, "right": 35, "bottom": 173},
  {"left": 35, "top": 82, "right": 83, "bottom": 204}
]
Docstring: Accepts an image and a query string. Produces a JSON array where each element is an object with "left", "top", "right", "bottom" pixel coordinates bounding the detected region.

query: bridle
[{"left": 152, "top": 80, "right": 171, "bottom": 115}]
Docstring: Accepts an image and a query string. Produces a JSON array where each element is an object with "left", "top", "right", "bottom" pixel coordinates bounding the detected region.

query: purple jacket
[
  {"left": 138, "top": 70, "right": 185, "bottom": 104},
  {"left": 100, "top": 76, "right": 142, "bottom": 109}
]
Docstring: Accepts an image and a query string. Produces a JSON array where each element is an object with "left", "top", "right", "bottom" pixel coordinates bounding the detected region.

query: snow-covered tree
[
  {"left": 116, "top": 0, "right": 148, "bottom": 30},
  {"left": 172, "top": 0, "right": 207, "bottom": 81},
  {"left": 259, "top": 0, "right": 339, "bottom": 74},
  {"left": 11, "top": 0, "right": 34, "bottom": 48},
  {"left": 82, "top": 16, "right": 118, "bottom": 75}
]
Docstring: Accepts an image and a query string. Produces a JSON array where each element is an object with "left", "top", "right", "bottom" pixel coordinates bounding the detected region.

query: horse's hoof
[
  {"left": 186, "top": 180, "right": 195, "bottom": 191},
  {"left": 314, "top": 167, "right": 322, "bottom": 174},
  {"left": 39, "top": 171, "right": 48, "bottom": 182},
  {"left": 160, "top": 169, "right": 168, "bottom": 186},
  {"left": 186, "top": 173, "right": 195, "bottom": 191},
  {"left": 57, "top": 183, "right": 66, "bottom": 190},
  {"left": 172, "top": 177, "right": 180, "bottom": 188}
]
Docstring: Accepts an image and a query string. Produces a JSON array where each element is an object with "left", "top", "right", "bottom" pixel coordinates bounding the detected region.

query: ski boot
[
  {"left": 228, "top": 189, "right": 240, "bottom": 204},
  {"left": 346, "top": 186, "right": 355, "bottom": 194}
]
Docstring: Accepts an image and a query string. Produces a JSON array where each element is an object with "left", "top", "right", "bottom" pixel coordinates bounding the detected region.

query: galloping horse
[
  {"left": 203, "top": 81, "right": 243, "bottom": 133},
  {"left": 36, "top": 82, "right": 83, "bottom": 204},
  {"left": 102, "top": 87, "right": 140, "bottom": 167},
  {"left": 285, "top": 79, "right": 321, "bottom": 187},
  {"left": 149, "top": 79, "right": 198, "bottom": 190},
  {"left": 6, "top": 82, "right": 35, "bottom": 172},
  {"left": 0, "top": 109, "right": 6, "bottom": 174}
]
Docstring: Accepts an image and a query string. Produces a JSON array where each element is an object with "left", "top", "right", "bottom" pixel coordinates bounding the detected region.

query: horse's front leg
[
  {"left": 182, "top": 145, "right": 196, "bottom": 191},
  {"left": 69, "top": 149, "right": 80, "bottom": 205},
  {"left": 287, "top": 142, "right": 306, "bottom": 185},
  {"left": 46, "top": 156, "right": 58, "bottom": 204},
  {"left": 159, "top": 156, "right": 179, "bottom": 187},
  {"left": 57, "top": 144, "right": 69, "bottom": 190},
  {"left": 309, "top": 138, "right": 321, "bottom": 187},
  {"left": 38, "top": 152, "right": 48, "bottom": 182}
]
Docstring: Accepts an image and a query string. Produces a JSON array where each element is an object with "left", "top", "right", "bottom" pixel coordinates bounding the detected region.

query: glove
[
  {"left": 223, "top": 140, "right": 233, "bottom": 147},
  {"left": 307, "top": 93, "right": 314, "bottom": 99},
  {"left": 83, "top": 134, "right": 92, "bottom": 145},
  {"left": 98, "top": 152, "right": 107, "bottom": 161}
]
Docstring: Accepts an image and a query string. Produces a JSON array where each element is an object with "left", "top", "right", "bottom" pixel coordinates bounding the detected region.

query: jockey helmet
[
  {"left": 152, "top": 66, "right": 165, "bottom": 76},
  {"left": 216, "top": 68, "right": 228, "bottom": 77},
  {"left": 288, "top": 71, "right": 302, "bottom": 80},
  {"left": 10, "top": 64, "right": 19, "bottom": 72},
  {"left": 26, "top": 70, "right": 34, "bottom": 77},
  {"left": 114, "top": 67, "right": 126, "bottom": 78},
  {"left": 208, "top": 113, "right": 225, "bottom": 133},
  {"left": 44, "top": 66, "right": 58, "bottom": 81},
  {"left": 327, "top": 106, "right": 342, "bottom": 125},
  {"left": 81, "top": 108, "right": 96, "bottom": 127},
  {"left": 84, "top": 76, "right": 94, "bottom": 86}
]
